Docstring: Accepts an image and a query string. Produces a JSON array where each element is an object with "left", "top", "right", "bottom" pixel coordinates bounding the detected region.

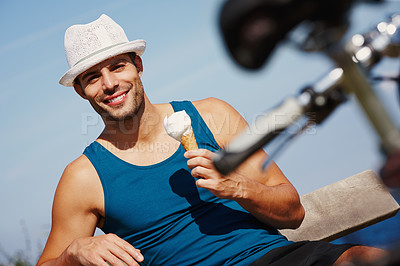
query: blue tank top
[{"left": 83, "top": 101, "right": 291, "bottom": 265}]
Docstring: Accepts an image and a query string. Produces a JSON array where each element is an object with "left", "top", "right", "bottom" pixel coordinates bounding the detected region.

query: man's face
[{"left": 75, "top": 54, "right": 144, "bottom": 121}]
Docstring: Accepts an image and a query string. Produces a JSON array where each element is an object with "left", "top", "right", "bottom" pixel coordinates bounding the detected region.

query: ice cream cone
[
  {"left": 181, "top": 129, "right": 198, "bottom": 151},
  {"left": 164, "top": 110, "right": 198, "bottom": 151}
]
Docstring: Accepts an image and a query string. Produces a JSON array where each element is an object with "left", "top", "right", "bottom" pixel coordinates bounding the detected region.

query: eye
[
  {"left": 87, "top": 75, "right": 100, "bottom": 84},
  {"left": 111, "top": 63, "right": 125, "bottom": 72}
]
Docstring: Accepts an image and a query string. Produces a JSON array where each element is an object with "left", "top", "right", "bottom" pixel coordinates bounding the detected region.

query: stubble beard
[{"left": 91, "top": 79, "right": 145, "bottom": 123}]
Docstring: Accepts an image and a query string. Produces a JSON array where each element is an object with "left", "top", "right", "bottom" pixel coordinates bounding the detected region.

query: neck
[{"left": 98, "top": 95, "right": 165, "bottom": 150}]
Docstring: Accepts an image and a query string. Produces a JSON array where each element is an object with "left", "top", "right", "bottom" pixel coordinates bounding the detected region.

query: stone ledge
[{"left": 279, "top": 170, "right": 400, "bottom": 242}]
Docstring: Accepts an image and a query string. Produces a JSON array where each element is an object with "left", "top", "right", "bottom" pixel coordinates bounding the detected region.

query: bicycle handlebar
[
  {"left": 213, "top": 97, "right": 304, "bottom": 175},
  {"left": 213, "top": 68, "right": 346, "bottom": 175}
]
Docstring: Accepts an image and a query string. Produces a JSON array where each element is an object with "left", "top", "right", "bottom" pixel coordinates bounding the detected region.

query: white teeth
[{"left": 108, "top": 93, "right": 126, "bottom": 103}]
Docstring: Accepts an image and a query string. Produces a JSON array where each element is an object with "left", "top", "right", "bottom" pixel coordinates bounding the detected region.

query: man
[{"left": 37, "top": 14, "right": 386, "bottom": 266}]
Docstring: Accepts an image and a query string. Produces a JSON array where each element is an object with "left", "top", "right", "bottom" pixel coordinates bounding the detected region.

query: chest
[
  {"left": 100, "top": 139, "right": 181, "bottom": 167},
  {"left": 99, "top": 149, "right": 218, "bottom": 233}
]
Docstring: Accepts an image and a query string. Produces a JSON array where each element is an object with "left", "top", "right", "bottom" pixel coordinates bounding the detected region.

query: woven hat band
[{"left": 73, "top": 42, "right": 126, "bottom": 67}]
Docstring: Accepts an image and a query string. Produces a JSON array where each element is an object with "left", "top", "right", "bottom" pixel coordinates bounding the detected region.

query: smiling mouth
[{"left": 104, "top": 92, "right": 128, "bottom": 105}]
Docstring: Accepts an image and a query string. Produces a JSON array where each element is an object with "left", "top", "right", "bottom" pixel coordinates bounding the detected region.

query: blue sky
[{"left": 1, "top": 0, "right": 400, "bottom": 261}]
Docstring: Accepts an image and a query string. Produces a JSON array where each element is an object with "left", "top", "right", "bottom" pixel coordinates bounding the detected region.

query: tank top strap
[{"left": 169, "top": 100, "right": 220, "bottom": 152}]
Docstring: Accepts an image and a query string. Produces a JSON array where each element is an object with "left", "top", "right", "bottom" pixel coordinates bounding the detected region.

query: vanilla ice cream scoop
[{"left": 164, "top": 110, "right": 198, "bottom": 151}]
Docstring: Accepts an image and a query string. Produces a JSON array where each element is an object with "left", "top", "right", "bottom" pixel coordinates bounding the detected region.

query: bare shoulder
[
  {"left": 192, "top": 97, "right": 248, "bottom": 148},
  {"left": 59, "top": 155, "right": 98, "bottom": 189},
  {"left": 54, "top": 155, "right": 103, "bottom": 215}
]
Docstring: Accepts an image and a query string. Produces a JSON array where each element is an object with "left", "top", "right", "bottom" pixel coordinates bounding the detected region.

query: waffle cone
[{"left": 181, "top": 129, "right": 198, "bottom": 151}]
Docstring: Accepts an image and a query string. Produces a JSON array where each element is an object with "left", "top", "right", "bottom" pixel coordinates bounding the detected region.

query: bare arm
[
  {"left": 37, "top": 156, "right": 143, "bottom": 266},
  {"left": 187, "top": 98, "right": 304, "bottom": 229}
]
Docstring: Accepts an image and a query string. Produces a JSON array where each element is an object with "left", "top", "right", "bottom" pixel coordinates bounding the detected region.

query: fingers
[
  {"left": 113, "top": 235, "right": 144, "bottom": 263},
  {"left": 73, "top": 234, "right": 144, "bottom": 266},
  {"left": 186, "top": 156, "right": 215, "bottom": 170},
  {"left": 185, "top": 149, "right": 216, "bottom": 170},
  {"left": 104, "top": 246, "right": 141, "bottom": 266},
  {"left": 186, "top": 152, "right": 217, "bottom": 181},
  {"left": 183, "top": 149, "right": 242, "bottom": 200},
  {"left": 184, "top": 149, "right": 215, "bottom": 160},
  {"left": 184, "top": 149, "right": 222, "bottom": 182},
  {"left": 106, "top": 234, "right": 144, "bottom": 265},
  {"left": 191, "top": 166, "right": 215, "bottom": 179}
]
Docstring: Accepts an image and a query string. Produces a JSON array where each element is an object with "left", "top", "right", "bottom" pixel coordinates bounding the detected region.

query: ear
[
  {"left": 134, "top": 55, "right": 143, "bottom": 77},
  {"left": 73, "top": 83, "right": 87, "bottom": 99}
]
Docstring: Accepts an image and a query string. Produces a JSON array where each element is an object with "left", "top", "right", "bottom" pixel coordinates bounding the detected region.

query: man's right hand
[{"left": 65, "top": 234, "right": 144, "bottom": 266}]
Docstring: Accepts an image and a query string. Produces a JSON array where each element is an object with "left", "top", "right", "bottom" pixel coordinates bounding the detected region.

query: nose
[{"left": 101, "top": 69, "right": 119, "bottom": 93}]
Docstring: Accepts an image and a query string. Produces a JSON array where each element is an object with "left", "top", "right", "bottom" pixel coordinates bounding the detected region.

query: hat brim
[{"left": 59, "top": 39, "right": 146, "bottom": 87}]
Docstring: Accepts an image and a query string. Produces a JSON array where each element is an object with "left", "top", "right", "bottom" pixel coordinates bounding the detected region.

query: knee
[{"left": 334, "top": 246, "right": 388, "bottom": 265}]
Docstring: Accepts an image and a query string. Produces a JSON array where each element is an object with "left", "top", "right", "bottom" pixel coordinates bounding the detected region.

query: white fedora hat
[{"left": 59, "top": 14, "right": 146, "bottom": 87}]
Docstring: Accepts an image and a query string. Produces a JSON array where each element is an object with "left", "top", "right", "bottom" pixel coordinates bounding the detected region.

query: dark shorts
[{"left": 250, "top": 241, "right": 356, "bottom": 266}]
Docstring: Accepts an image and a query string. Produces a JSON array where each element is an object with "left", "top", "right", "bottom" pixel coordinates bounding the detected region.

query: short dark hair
[
  {"left": 74, "top": 77, "right": 81, "bottom": 87},
  {"left": 73, "top": 52, "right": 137, "bottom": 86},
  {"left": 128, "top": 52, "right": 137, "bottom": 66}
]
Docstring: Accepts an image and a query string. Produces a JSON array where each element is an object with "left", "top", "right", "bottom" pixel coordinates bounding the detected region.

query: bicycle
[
  {"left": 213, "top": 0, "right": 400, "bottom": 177},
  {"left": 213, "top": 1, "right": 400, "bottom": 264}
]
